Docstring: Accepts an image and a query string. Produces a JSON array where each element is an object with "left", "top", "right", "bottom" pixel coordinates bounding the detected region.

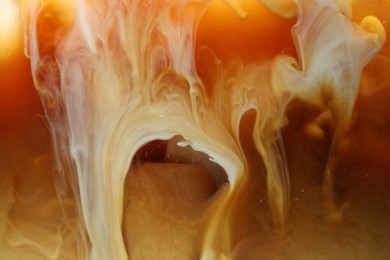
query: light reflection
[{"left": 0, "top": 0, "right": 20, "bottom": 59}]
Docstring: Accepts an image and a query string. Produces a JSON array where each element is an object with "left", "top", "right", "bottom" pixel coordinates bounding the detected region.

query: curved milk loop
[{"left": 13, "top": 0, "right": 386, "bottom": 258}]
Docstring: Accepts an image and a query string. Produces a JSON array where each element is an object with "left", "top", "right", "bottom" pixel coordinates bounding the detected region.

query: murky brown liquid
[{"left": 1, "top": 1, "right": 390, "bottom": 259}]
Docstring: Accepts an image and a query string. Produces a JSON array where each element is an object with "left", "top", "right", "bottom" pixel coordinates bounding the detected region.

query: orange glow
[
  {"left": 0, "top": 0, "right": 18, "bottom": 35},
  {"left": 0, "top": 0, "right": 20, "bottom": 59},
  {"left": 197, "top": 0, "right": 297, "bottom": 63}
]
